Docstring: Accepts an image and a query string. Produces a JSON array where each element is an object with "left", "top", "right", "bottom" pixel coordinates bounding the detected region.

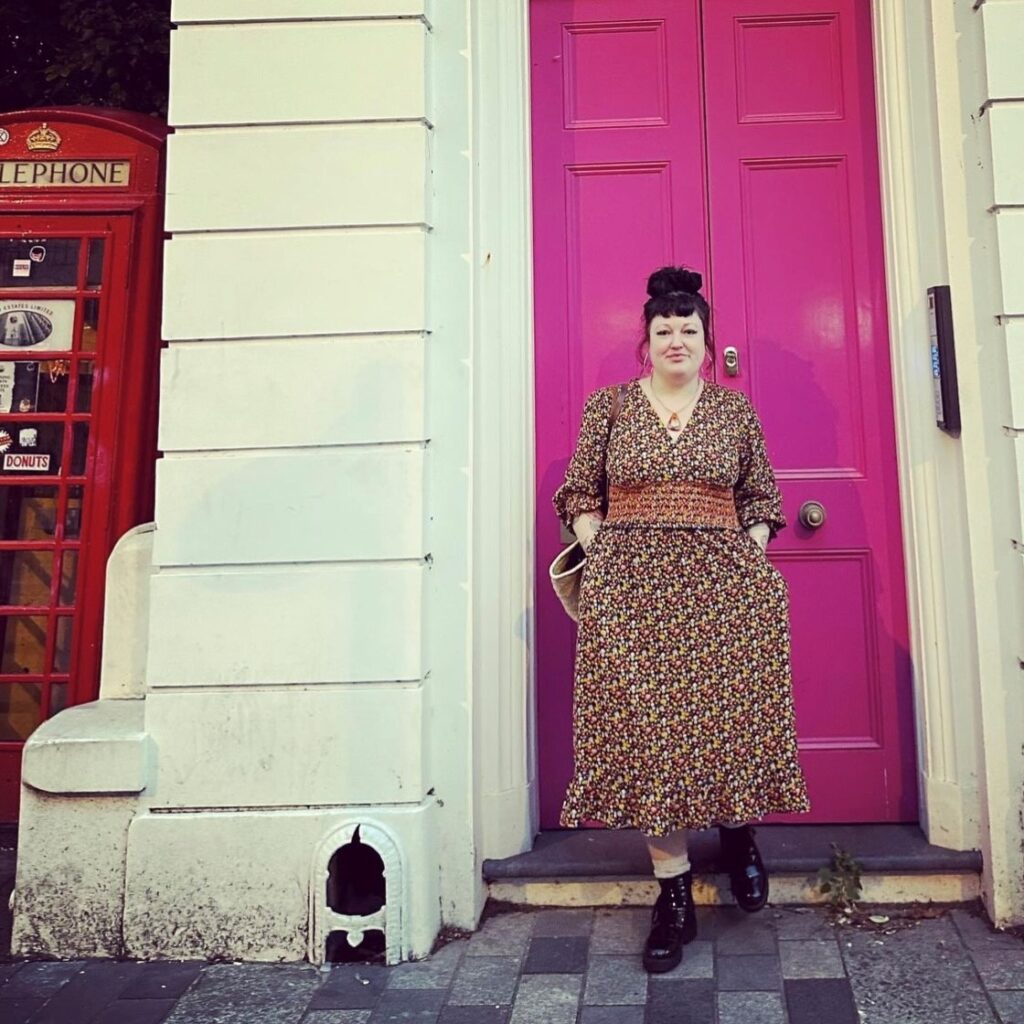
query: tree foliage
[{"left": 1, "top": 1, "right": 170, "bottom": 117}]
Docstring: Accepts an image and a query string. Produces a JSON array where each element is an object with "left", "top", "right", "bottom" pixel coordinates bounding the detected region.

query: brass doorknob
[
  {"left": 723, "top": 346, "right": 739, "bottom": 377},
  {"left": 799, "top": 501, "right": 827, "bottom": 529}
]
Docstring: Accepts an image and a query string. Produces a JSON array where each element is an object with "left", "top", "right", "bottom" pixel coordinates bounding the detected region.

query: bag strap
[
  {"left": 608, "top": 381, "right": 627, "bottom": 434},
  {"left": 599, "top": 382, "right": 629, "bottom": 514}
]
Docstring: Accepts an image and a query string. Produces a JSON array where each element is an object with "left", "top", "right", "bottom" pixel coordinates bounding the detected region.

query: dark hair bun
[{"left": 647, "top": 265, "right": 703, "bottom": 298}]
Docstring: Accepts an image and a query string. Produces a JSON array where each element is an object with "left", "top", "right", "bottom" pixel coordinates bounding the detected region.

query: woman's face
[{"left": 647, "top": 313, "right": 706, "bottom": 378}]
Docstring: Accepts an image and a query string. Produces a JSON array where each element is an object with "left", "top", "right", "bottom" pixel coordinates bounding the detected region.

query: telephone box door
[{"left": 0, "top": 214, "right": 135, "bottom": 817}]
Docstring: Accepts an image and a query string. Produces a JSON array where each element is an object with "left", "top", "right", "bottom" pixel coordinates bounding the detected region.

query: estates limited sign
[{"left": 0, "top": 160, "right": 131, "bottom": 188}]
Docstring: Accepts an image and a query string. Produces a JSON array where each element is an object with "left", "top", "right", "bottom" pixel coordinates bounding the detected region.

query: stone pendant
[{"left": 667, "top": 413, "right": 681, "bottom": 431}]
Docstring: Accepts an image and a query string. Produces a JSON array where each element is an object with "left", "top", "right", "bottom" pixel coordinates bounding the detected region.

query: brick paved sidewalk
[{"left": 2, "top": 903, "right": 1023, "bottom": 1024}]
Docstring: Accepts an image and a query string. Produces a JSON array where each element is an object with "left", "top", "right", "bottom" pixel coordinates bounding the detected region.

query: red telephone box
[{"left": 0, "top": 109, "right": 166, "bottom": 819}]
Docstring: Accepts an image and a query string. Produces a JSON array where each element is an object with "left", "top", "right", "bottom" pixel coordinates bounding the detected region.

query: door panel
[
  {"left": 704, "top": 0, "right": 917, "bottom": 820},
  {"left": 531, "top": 0, "right": 709, "bottom": 827},
  {"left": 532, "top": 0, "right": 917, "bottom": 826}
]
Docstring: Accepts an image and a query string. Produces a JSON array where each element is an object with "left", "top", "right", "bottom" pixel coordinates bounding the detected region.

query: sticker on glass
[
  {"left": 4, "top": 452, "right": 50, "bottom": 471},
  {"left": 0, "top": 428, "right": 12, "bottom": 454},
  {"left": 28, "top": 245, "right": 45, "bottom": 263},
  {"left": 12, "top": 259, "right": 30, "bottom": 278},
  {"left": 0, "top": 363, "right": 13, "bottom": 414},
  {"left": 18, "top": 428, "right": 37, "bottom": 448},
  {"left": 0, "top": 299, "right": 75, "bottom": 351}
]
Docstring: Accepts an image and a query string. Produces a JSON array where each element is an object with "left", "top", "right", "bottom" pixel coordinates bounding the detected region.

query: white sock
[
  {"left": 651, "top": 852, "right": 692, "bottom": 878},
  {"left": 644, "top": 829, "right": 691, "bottom": 878}
]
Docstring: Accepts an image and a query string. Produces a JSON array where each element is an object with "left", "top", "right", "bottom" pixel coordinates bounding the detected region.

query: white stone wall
[
  {"left": 984, "top": 1, "right": 1024, "bottom": 454},
  {"left": 929, "top": 0, "right": 1024, "bottom": 925},
  {"left": 149, "top": 0, "right": 475, "bottom": 949}
]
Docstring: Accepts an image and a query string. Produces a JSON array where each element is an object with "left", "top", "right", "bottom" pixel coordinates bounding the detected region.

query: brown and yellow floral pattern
[{"left": 553, "top": 378, "right": 811, "bottom": 835}]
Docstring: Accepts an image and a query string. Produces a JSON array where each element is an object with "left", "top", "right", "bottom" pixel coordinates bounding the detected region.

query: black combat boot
[
  {"left": 642, "top": 869, "right": 698, "bottom": 973},
  {"left": 718, "top": 824, "right": 769, "bottom": 912}
]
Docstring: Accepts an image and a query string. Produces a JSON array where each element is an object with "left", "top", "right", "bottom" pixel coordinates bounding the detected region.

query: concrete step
[{"left": 482, "top": 825, "right": 982, "bottom": 907}]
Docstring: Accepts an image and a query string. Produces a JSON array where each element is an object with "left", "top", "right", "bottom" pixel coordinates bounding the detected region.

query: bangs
[{"left": 646, "top": 293, "right": 700, "bottom": 320}]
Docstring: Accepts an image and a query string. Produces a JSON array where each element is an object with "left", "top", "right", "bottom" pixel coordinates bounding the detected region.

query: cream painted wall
[
  {"left": 923, "top": 0, "right": 1024, "bottom": 925},
  {"left": 139, "top": 0, "right": 459, "bottom": 955}
]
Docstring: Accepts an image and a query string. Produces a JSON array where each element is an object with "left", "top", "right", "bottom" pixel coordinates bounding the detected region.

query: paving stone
[
  {"left": 770, "top": 908, "right": 838, "bottom": 942},
  {"left": 523, "top": 936, "right": 589, "bottom": 974},
  {"left": 509, "top": 973, "right": 581, "bottom": 1024},
  {"left": 990, "top": 991, "right": 1024, "bottom": 1024},
  {"left": 166, "top": 963, "right": 319, "bottom": 1024},
  {"left": 308, "top": 965, "right": 388, "bottom": 1010},
  {"left": 646, "top": 940, "right": 714, "bottom": 980},
  {"left": 437, "top": 1007, "right": 509, "bottom": 1024},
  {"left": 165, "top": 1005, "right": 308, "bottom": 1024},
  {"left": 0, "top": 962, "right": 23, "bottom": 988},
  {"left": 951, "top": 909, "right": 1024, "bottom": 953},
  {"left": 779, "top": 938, "right": 846, "bottom": 979},
  {"left": 386, "top": 941, "right": 467, "bottom": 990},
  {"left": 579, "top": 1007, "right": 645, "bottom": 1024},
  {"left": 448, "top": 956, "right": 519, "bottom": 1006},
  {"left": 840, "top": 917, "right": 999, "bottom": 1024},
  {"left": 970, "top": 948, "right": 1024, "bottom": 990},
  {"left": 645, "top": 978, "right": 715, "bottom": 1024},
  {"left": 582, "top": 955, "right": 647, "bottom": 1006},
  {"left": 714, "top": 912, "right": 778, "bottom": 955},
  {"left": 369, "top": 988, "right": 446, "bottom": 1023},
  {"left": 717, "top": 990, "right": 787, "bottom": 1024},
  {"left": 120, "top": 961, "right": 204, "bottom": 999},
  {"left": 716, "top": 953, "right": 782, "bottom": 991},
  {"left": 91, "top": 999, "right": 177, "bottom": 1024},
  {"left": 466, "top": 914, "right": 534, "bottom": 958},
  {"left": 530, "top": 909, "right": 594, "bottom": 938},
  {"left": 784, "top": 978, "right": 859, "bottom": 1024},
  {"left": 0, "top": 960, "right": 84, "bottom": 998},
  {"left": 303, "top": 1012, "right": 373, "bottom": 1024},
  {"left": 27, "top": 961, "right": 143, "bottom": 1024},
  {"left": 694, "top": 907, "right": 724, "bottom": 941},
  {"left": 194, "top": 963, "right": 321, "bottom": 1004},
  {"left": 0, "top": 997, "right": 45, "bottom": 1024},
  {"left": 591, "top": 908, "right": 649, "bottom": 955}
]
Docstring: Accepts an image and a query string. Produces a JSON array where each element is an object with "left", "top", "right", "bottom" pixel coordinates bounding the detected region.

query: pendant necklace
[{"left": 649, "top": 376, "right": 703, "bottom": 434}]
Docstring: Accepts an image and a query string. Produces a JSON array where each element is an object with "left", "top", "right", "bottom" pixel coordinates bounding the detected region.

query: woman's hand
[
  {"left": 573, "top": 512, "right": 604, "bottom": 553},
  {"left": 746, "top": 522, "right": 770, "bottom": 552}
]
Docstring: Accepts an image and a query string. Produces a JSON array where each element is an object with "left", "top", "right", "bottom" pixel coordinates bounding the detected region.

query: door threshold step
[{"left": 483, "top": 824, "right": 982, "bottom": 907}]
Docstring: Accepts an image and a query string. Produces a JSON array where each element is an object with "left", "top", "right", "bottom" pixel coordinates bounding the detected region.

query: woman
[{"left": 552, "top": 266, "right": 810, "bottom": 973}]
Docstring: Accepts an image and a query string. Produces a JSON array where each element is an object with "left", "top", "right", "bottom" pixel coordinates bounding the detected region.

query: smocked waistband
[{"left": 605, "top": 480, "right": 740, "bottom": 529}]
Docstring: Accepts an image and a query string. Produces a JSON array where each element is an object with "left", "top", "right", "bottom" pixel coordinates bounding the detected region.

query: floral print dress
[{"left": 553, "top": 378, "right": 811, "bottom": 836}]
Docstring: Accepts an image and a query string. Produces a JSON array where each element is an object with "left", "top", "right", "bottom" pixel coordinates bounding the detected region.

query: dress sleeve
[
  {"left": 734, "top": 395, "right": 787, "bottom": 538},
  {"left": 552, "top": 386, "right": 615, "bottom": 531}
]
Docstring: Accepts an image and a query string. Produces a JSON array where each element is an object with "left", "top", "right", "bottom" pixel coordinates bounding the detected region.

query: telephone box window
[
  {"left": 74, "top": 363, "right": 94, "bottom": 414},
  {"left": 81, "top": 298, "right": 100, "bottom": 352},
  {"left": 0, "top": 615, "right": 47, "bottom": 674},
  {"left": 63, "top": 486, "right": 82, "bottom": 540},
  {"left": 49, "top": 681, "right": 68, "bottom": 716},
  {"left": 0, "top": 682, "right": 42, "bottom": 741},
  {"left": 0, "top": 486, "right": 58, "bottom": 541},
  {"left": 0, "top": 238, "right": 80, "bottom": 289},
  {"left": 71, "top": 423, "right": 89, "bottom": 476},
  {"left": 53, "top": 616, "right": 72, "bottom": 673},
  {"left": 85, "top": 239, "right": 105, "bottom": 290},
  {"left": 58, "top": 551, "right": 77, "bottom": 606},
  {"left": 0, "top": 550, "right": 54, "bottom": 606}
]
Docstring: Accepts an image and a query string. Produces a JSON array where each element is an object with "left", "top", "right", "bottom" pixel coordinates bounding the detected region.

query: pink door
[{"left": 532, "top": 0, "right": 917, "bottom": 826}]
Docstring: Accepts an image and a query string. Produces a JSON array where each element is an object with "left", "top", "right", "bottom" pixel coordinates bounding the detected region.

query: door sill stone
[{"left": 483, "top": 824, "right": 982, "bottom": 907}]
